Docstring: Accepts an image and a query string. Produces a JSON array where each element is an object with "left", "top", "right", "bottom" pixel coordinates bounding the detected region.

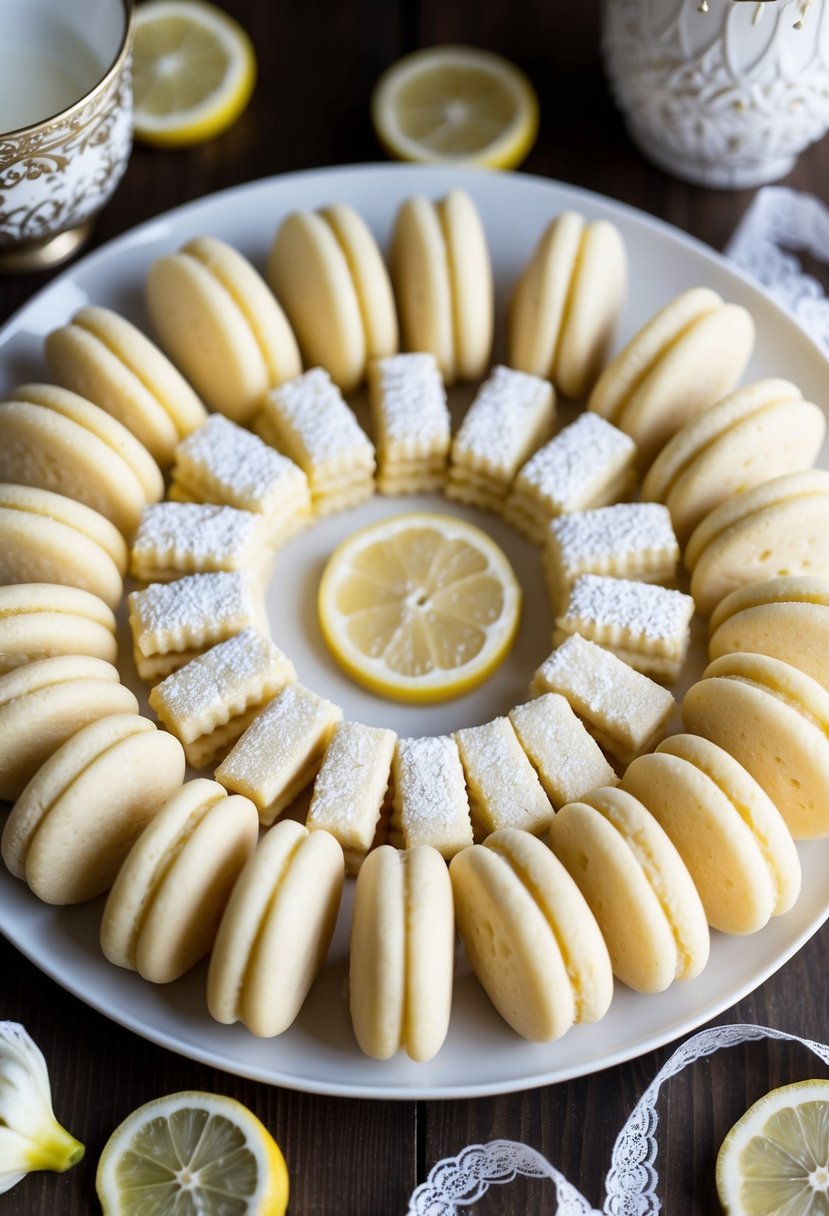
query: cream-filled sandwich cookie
[
  {"left": 149, "top": 627, "right": 296, "bottom": 769},
  {"left": 642, "top": 379, "right": 826, "bottom": 543},
  {"left": 532, "top": 633, "right": 675, "bottom": 766},
  {"left": 350, "top": 844, "right": 453, "bottom": 1062},
  {"left": 0, "top": 384, "right": 163, "bottom": 536},
  {"left": 130, "top": 502, "right": 268, "bottom": 583},
  {"left": 504, "top": 412, "right": 637, "bottom": 544},
  {"left": 215, "top": 682, "right": 342, "bottom": 825},
  {"left": 388, "top": 734, "right": 473, "bottom": 858},
  {"left": 508, "top": 211, "right": 627, "bottom": 398},
  {"left": 267, "top": 203, "right": 398, "bottom": 392},
  {"left": 45, "top": 305, "right": 206, "bottom": 466},
  {"left": 1, "top": 713, "right": 185, "bottom": 904},
  {"left": 306, "top": 721, "right": 396, "bottom": 874},
  {"left": 0, "top": 655, "right": 138, "bottom": 801},
  {"left": 0, "top": 583, "right": 117, "bottom": 674},
  {"left": 207, "top": 819, "right": 344, "bottom": 1037},
  {"left": 548, "top": 786, "right": 709, "bottom": 993},
  {"left": 390, "top": 189, "right": 493, "bottom": 384},
  {"left": 368, "top": 352, "right": 451, "bottom": 494},
  {"left": 146, "top": 236, "right": 302, "bottom": 424},
  {"left": 450, "top": 828, "right": 613, "bottom": 1042},
  {"left": 509, "top": 693, "right": 618, "bottom": 809},
  {"left": 101, "top": 779, "right": 258, "bottom": 983},
  {"left": 685, "top": 470, "right": 829, "bottom": 619},
  {"left": 255, "top": 368, "right": 375, "bottom": 515},
  {"left": 682, "top": 652, "right": 829, "bottom": 839},
  {"left": 588, "top": 287, "right": 755, "bottom": 467},
  {"left": 170, "top": 414, "right": 311, "bottom": 543},
  {"left": 553, "top": 574, "right": 695, "bottom": 681},
  {"left": 129, "top": 571, "right": 265, "bottom": 681},
  {"left": 445, "top": 365, "right": 555, "bottom": 513},
  {"left": 454, "top": 717, "right": 553, "bottom": 837},
  {"left": 0, "top": 483, "right": 126, "bottom": 609},
  {"left": 708, "top": 576, "right": 829, "bottom": 689}
]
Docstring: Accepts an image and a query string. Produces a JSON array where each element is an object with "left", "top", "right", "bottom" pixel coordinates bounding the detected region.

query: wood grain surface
[{"left": 2, "top": 2, "right": 828, "bottom": 1212}]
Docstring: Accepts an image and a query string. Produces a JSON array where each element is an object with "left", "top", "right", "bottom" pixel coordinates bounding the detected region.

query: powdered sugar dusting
[
  {"left": 309, "top": 721, "right": 395, "bottom": 834},
  {"left": 129, "top": 571, "right": 257, "bottom": 640},
  {"left": 549, "top": 503, "right": 677, "bottom": 566},
  {"left": 534, "top": 633, "right": 674, "bottom": 728},
  {"left": 264, "top": 368, "right": 374, "bottom": 466},
  {"left": 563, "top": 574, "right": 694, "bottom": 641},
  {"left": 174, "top": 414, "right": 307, "bottom": 506},
  {"left": 394, "top": 735, "right": 470, "bottom": 831},
  {"left": 518, "top": 412, "right": 635, "bottom": 507},
  {"left": 132, "top": 502, "right": 262, "bottom": 565},
  {"left": 372, "top": 353, "right": 450, "bottom": 449},
  {"left": 452, "top": 365, "right": 553, "bottom": 475}
]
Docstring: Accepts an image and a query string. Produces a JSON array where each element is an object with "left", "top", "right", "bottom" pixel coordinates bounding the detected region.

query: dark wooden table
[{"left": 2, "top": 2, "right": 828, "bottom": 1212}]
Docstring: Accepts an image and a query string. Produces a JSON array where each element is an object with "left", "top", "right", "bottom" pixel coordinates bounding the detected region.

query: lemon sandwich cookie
[
  {"left": 0, "top": 583, "right": 117, "bottom": 674},
  {"left": 390, "top": 188, "right": 493, "bottom": 384},
  {"left": 0, "top": 483, "right": 127, "bottom": 610},
  {"left": 508, "top": 211, "right": 627, "bottom": 399},
  {"left": 642, "top": 379, "right": 826, "bottom": 543},
  {"left": 129, "top": 501, "right": 269, "bottom": 583},
  {"left": 350, "top": 844, "right": 454, "bottom": 1062},
  {"left": 682, "top": 652, "right": 829, "bottom": 839},
  {"left": 1, "top": 713, "right": 185, "bottom": 905},
  {"left": 45, "top": 306, "right": 206, "bottom": 466},
  {"left": 588, "top": 286, "right": 755, "bottom": 467},
  {"left": 0, "top": 384, "right": 163, "bottom": 537},
  {"left": 450, "top": 829, "right": 613, "bottom": 1041},
  {"left": 622, "top": 734, "right": 800, "bottom": 935},
  {"left": 685, "top": 469, "right": 829, "bottom": 619},
  {"left": 0, "top": 655, "right": 138, "bottom": 802},
  {"left": 267, "top": 202, "right": 398, "bottom": 392},
  {"left": 508, "top": 692, "right": 618, "bottom": 810},
  {"left": 454, "top": 716, "right": 554, "bottom": 837},
  {"left": 547, "top": 786, "right": 709, "bottom": 993},
  {"left": 208, "top": 819, "right": 344, "bottom": 1037},
  {"left": 388, "top": 734, "right": 474, "bottom": 857},
  {"left": 708, "top": 575, "right": 829, "bottom": 689},
  {"left": 368, "top": 352, "right": 451, "bottom": 494},
  {"left": 101, "top": 779, "right": 259, "bottom": 984},
  {"left": 146, "top": 236, "right": 302, "bottom": 424}
]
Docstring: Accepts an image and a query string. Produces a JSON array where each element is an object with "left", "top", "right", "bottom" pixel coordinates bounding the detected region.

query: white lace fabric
[{"left": 409, "top": 187, "right": 829, "bottom": 1215}]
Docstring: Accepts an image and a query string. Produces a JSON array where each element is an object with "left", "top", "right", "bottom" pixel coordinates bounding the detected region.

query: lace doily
[{"left": 408, "top": 1022, "right": 829, "bottom": 1214}]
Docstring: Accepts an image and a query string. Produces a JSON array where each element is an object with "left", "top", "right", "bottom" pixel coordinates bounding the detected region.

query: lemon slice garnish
[
  {"left": 371, "top": 45, "right": 539, "bottom": 169},
  {"left": 716, "top": 1078, "right": 829, "bottom": 1214},
  {"left": 318, "top": 512, "right": 522, "bottom": 703},
  {"left": 132, "top": 0, "right": 256, "bottom": 147},
  {"left": 96, "top": 1090, "right": 288, "bottom": 1215}
]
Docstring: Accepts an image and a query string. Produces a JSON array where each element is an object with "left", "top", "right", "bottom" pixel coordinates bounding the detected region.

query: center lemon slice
[{"left": 318, "top": 513, "right": 522, "bottom": 703}]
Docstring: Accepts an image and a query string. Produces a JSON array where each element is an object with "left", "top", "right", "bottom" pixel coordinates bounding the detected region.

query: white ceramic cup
[{"left": 0, "top": 0, "right": 133, "bottom": 272}]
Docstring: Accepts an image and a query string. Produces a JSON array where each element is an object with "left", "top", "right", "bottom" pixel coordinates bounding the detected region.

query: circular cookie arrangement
[{"left": 1, "top": 186, "right": 828, "bottom": 1068}]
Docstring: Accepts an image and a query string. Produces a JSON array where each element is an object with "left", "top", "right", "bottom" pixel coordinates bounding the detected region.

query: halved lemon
[
  {"left": 132, "top": 0, "right": 256, "bottom": 147},
  {"left": 96, "top": 1090, "right": 289, "bottom": 1215},
  {"left": 371, "top": 45, "right": 539, "bottom": 169},
  {"left": 318, "top": 512, "right": 522, "bottom": 703},
  {"left": 716, "top": 1078, "right": 829, "bottom": 1214}
]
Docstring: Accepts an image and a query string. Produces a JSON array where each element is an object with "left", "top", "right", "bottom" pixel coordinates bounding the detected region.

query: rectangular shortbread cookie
[
  {"left": 130, "top": 502, "right": 267, "bottom": 582},
  {"left": 531, "top": 633, "right": 675, "bottom": 766},
  {"left": 171, "top": 414, "right": 311, "bottom": 543},
  {"left": 446, "top": 365, "right": 555, "bottom": 511},
  {"left": 215, "top": 682, "right": 342, "bottom": 825},
  {"left": 504, "top": 412, "right": 637, "bottom": 543},
  {"left": 554, "top": 574, "right": 695, "bottom": 680},
  {"left": 306, "top": 720, "right": 396, "bottom": 873},
  {"left": 369, "top": 353, "right": 451, "bottom": 494},
  {"left": 148, "top": 626, "right": 296, "bottom": 768},
  {"left": 509, "top": 692, "right": 619, "bottom": 808},
  {"left": 454, "top": 716, "right": 553, "bottom": 836},
  {"left": 389, "top": 735, "right": 473, "bottom": 858}
]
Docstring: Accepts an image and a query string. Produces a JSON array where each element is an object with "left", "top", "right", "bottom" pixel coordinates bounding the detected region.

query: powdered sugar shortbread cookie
[
  {"left": 306, "top": 721, "right": 396, "bottom": 873},
  {"left": 454, "top": 716, "right": 553, "bottom": 837},
  {"left": 368, "top": 352, "right": 451, "bottom": 494},
  {"left": 146, "top": 236, "right": 302, "bottom": 423},
  {"left": 101, "top": 779, "right": 259, "bottom": 983},
  {"left": 130, "top": 501, "right": 268, "bottom": 583},
  {"left": 207, "top": 819, "right": 344, "bottom": 1037},
  {"left": 508, "top": 211, "right": 627, "bottom": 398},
  {"left": 0, "top": 583, "right": 117, "bottom": 674},
  {"left": 509, "top": 693, "right": 618, "bottom": 809},
  {"left": 45, "top": 305, "right": 206, "bottom": 465},
  {"left": 267, "top": 203, "right": 398, "bottom": 392},
  {"left": 450, "top": 828, "right": 613, "bottom": 1041},
  {"left": 588, "top": 287, "right": 755, "bottom": 467},
  {"left": 388, "top": 734, "right": 473, "bottom": 858},
  {"left": 350, "top": 844, "right": 454, "bottom": 1061},
  {"left": 548, "top": 786, "right": 709, "bottom": 993}
]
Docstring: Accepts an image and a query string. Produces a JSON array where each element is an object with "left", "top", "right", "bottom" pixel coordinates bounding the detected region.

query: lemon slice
[
  {"left": 318, "top": 512, "right": 522, "bottom": 703},
  {"left": 132, "top": 0, "right": 256, "bottom": 147},
  {"left": 716, "top": 1079, "right": 829, "bottom": 1214},
  {"left": 371, "top": 45, "right": 539, "bottom": 169},
  {"left": 96, "top": 1091, "right": 289, "bottom": 1215}
]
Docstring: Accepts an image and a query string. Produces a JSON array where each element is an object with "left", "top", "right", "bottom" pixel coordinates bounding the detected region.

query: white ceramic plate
[{"left": 1, "top": 164, "right": 828, "bottom": 1100}]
